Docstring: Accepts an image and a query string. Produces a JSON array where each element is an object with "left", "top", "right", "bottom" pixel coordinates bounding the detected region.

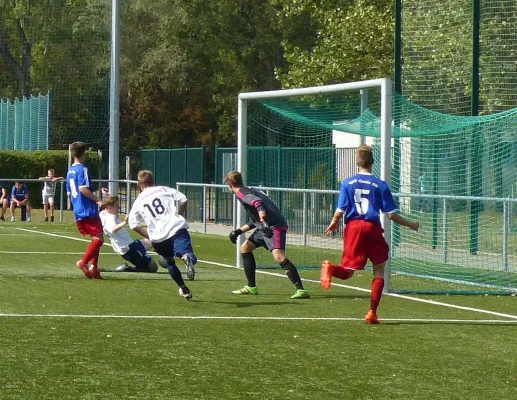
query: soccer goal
[
  {"left": 236, "top": 79, "right": 394, "bottom": 291},
  {"left": 235, "top": 78, "right": 517, "bottom": 295}
]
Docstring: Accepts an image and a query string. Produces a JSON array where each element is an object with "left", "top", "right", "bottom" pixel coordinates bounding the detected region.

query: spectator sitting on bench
[{"left": 10, "top": 181, "right": 31, "bottom": 222}]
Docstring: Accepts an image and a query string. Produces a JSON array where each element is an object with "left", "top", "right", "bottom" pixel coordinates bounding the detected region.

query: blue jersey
[
  {"left": 67, "top": 163, "right": 98, "bottom": 220},
  {"left": 11, "top": 184, "right": 29, "bottom": 201},
  {"left": 337, "top": 172, "right": 397, "bottom": 226}
]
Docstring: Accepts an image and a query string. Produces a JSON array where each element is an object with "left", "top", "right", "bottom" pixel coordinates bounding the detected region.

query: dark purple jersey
[{"left": 236, "top": 187, "right": 287, "bottom": 229}]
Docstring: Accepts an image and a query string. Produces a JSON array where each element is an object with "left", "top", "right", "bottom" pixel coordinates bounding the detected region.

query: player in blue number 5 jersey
[
  {"left": 321, "top": 145, "right": 419, "bottom": 324},
  {"left": 128, "top": 170, "right": 197, "bottom": 300},
  {"left": 67, "top": 141, "right": 105, "bottom": 280}
]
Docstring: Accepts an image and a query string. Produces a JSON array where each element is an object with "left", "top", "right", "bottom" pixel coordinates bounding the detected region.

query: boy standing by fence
[{"left": 39, "top": 168, "right": 64, "bottom": 222}]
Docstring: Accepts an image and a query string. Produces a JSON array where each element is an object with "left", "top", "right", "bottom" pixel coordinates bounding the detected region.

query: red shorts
[
  {"left": 341, "top": 219, "right": 389, "bottom": 270},
  {"left": 76, "top": 217, "right": 103, "bottom": 237}
]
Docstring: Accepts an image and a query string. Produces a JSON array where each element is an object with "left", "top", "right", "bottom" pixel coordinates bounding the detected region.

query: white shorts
[{"left": 42, "top": 193, "right": 55, "bottom": 205}]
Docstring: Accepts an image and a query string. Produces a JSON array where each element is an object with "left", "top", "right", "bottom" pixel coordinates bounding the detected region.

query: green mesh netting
[
  {"left": 0, "top": 0, "right": 110, "bottom": 148},
  {"left": 0, "top": 94, "right": 50, "bottom": 150},
  {"left": 401, "top": 0, "right": 517, "bottom": 115},
  {"left": 245, "top": 89, "right": 517, "bottom": 295}
]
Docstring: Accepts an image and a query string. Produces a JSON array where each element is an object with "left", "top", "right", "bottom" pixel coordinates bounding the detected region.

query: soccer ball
[{"left": 158, "top": 255, "right": 168, "bottom": 269}]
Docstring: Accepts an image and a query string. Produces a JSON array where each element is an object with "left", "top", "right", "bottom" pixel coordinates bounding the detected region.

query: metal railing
[
  {"left": 176, "top": 182, "right": 517, "bottom": 273},
  {"left": 0, "top": 178, "right": 139, "bottom": 222}
]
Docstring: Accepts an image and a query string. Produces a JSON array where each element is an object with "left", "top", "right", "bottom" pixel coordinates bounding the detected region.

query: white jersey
[
  {"left": 128, "top": 185, "right": 189, "bottom": 243},
  {"left": 42, "top": 180, "right": 58, "bottom": 196},
  {"left": 99, "top": 210, "right": 133, "bottom": 255}
]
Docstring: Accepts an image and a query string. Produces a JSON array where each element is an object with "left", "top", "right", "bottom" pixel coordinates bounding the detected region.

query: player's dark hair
[
  {"left": 356, "top": 145, "right": 374, "bottom": 169},
  {"left": 224, "top": 171, "right": 243, "bottom": 187},
  {"left": 138, "top": 170, "right": 155, "bottom": 188},
  {"left": 70, "top": 142, "right": 86, "bottom": 159},
  {"left": 104, "top": 196, "right": 119, "bottom": 208}
]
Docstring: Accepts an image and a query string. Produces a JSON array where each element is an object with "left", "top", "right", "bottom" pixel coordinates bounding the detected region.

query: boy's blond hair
[
  {"left": 356, "top": 145, "right": 374, "bottom": 169},
  {"left": 224, "top": 171, "right": 243, "bottom": 187},
  {"left": 137, "top": 170, "right": 155, "bottom": 189}
]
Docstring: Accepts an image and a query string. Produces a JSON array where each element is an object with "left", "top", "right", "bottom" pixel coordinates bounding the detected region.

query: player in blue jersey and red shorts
[
  {"left": 225, "top": 170, "right": 310, "bottom": 299},
  {"left": 66, "top": 141, "right": 105, "bottom": 279},
  {"left": 321, "top": 145, "right": 419, "bottom": 324}
]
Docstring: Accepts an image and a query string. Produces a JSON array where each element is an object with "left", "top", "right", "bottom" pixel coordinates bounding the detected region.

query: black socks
[
  {"left": 241, "top": 252, "right": 257, "bottom": 287},
  {"left": 281, "top": 259, "right": 304, "bottom": 290}
]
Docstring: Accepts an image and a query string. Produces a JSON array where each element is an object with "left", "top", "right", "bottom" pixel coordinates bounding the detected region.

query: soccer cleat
[
  {"left": 113, "top": 263, "right": 132, "bottom": 272},
  {"left": 178, "top": 286, "right": 193, "bottom": 300},
  {"left": 26, "top": 217, "right": 31, "bottom": 222},
  {"left": 291, "top": 289, "right": 310, "bottom": 299},
  {"left": 183, "top": 256, "right": 195, "bottom": 281},
  {"left": 0, "top": 217, "right": 5, "bottom": 222},
  {"left": 364, "top": 310, "right": 380, "bottom": 324},
  {"left": 50, "top": 216, "right": 54, "bottom": 222},
  {"left": 76, "top": 260, "right": 93, "bottom": 279},
  {"left": 44, "top": 217, "right": 48, "bottom": 222},
  {"left": 320, "top": 260, "right": 334, "bottom": 290},
  {"left": 89, "top": 265, "right": 104, "bottom": 280},
  {"left": 10, "top": 217, "right": 14, "bottom": 222},
  {"left": 232, "top": 285, "right": 258, "bottom": 295}
]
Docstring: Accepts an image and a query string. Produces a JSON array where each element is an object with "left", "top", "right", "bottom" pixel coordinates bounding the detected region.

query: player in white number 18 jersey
[{"left": 128, "top": 170, "right": 197, "bottom": 300}]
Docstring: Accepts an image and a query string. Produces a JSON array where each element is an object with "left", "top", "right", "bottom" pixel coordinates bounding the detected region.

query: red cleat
[
  {"left": 76, "top": 260, "right": 92, "bottom": 279},
  {"left": 320, "top": 260, "right": 334, "bottom": 290},
  {"left": 364, "top": 310, "right": 380, "bottom": 324},
  {"left": 89, "top": 265, "right": 104, "bottom": 280}
]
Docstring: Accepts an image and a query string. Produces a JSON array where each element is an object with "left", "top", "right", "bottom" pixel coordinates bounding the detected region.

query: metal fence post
[
  {"left": 443, "top": 197, "right": 448, "bottom": 264},
  {"left": 302, "top": 192, "right": 308, "bottom": 246},
  {"left": 203, "top": 185, "right": 207, "bottom": 234},
  {"left": 59, "top": 180, "right": 64, "bottom": 222},
  {"left": 503, "top": 200, "right": 509, "bottom": 272},
  {"left": 126, "top": 155, "right": 131, "bottom": 213}
]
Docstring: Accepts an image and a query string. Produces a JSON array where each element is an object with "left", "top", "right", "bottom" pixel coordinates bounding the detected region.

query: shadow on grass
[
  {"left": 317, "top": 293, "right": 370, "bottom": 300},
  {"left": 208, "top": 300, "right": 301, "bottom": 308}
]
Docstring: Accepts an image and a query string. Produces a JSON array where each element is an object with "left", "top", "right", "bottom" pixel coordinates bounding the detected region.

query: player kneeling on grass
[
  {"left": 321, "top": 145, "right": 419, "bottom": 324},
  {"left": 100, "top": 195, "right": 158, "bottom": 273},
  {"left": 128, "top": 170, "right": 197, "bottom": 300},
  {"left": 225, "top": 171, "right": 309, "bottom": 299}
]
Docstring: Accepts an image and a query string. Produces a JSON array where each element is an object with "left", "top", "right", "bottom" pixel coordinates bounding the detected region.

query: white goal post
[{"left": 236, "top": 78, "right": 393, "bottom": 291}]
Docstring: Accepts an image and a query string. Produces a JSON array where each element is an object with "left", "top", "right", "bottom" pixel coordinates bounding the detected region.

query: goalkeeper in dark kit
[{"left": 224, "top": 170, "right": 310, "bottom": 299}]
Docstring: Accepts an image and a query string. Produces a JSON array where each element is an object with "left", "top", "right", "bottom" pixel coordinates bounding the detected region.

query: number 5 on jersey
[{"left": 354, "top": 188, "right": 370, "bottom": 215}]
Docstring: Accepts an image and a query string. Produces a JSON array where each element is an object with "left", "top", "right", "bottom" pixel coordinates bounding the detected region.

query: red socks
[
  {"left": 82, "top": 237, "right": 103, "bottom": 267},
  {"left": 332, "top": 266, "right": 355, "bottom": 280},
  {"left": 370, "top": 278, "right": 385, "bottom": 313}
]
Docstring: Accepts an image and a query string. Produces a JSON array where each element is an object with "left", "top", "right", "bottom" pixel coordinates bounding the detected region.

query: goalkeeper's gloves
[
  {"left": 229, "top": 228, "right": 243, "bottom": 244},
  {"left": 260, "top": 221, "right": 274, "bottom": 239}
]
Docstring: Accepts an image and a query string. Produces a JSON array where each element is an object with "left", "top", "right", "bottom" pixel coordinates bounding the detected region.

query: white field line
[
  {"left": 0, "top": 313, "right": 516, "bottom": 324},
  {"left": 0, "top": 251, "right": 119, "bottom": 255},
  {"left": 9, "top": 227, "right": 517, "bottom": 321}
]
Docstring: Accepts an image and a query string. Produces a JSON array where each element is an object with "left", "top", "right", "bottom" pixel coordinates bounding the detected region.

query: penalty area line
[{"left": 14, "top": 227, "right": 517, "bottom": 322}]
